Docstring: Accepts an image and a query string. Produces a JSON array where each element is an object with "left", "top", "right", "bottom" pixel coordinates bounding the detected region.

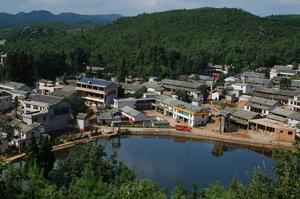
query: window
[
  {"left": 288, "top": 131, "right": 293, "bottom": 135},
  {"left": 280, "top": 131, "right": 283, "bottom": 133},
  {"left": 26, "top": 104, "right": 31, "bottom": 108},
  {"left": 33, "top": 105, "right": 38, "bottom": 110}
]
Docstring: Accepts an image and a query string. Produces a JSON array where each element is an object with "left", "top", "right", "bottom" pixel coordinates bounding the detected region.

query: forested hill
[
  {"left": 0, "top": 10, "right": 123, "bottom": 29},
  {"left": 1, "top": 8, "right": 300, "bottom": 85}
]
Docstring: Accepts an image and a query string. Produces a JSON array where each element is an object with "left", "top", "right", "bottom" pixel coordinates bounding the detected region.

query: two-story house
[
  {"left": 76, "top": 78, "right": 118, "bottom": 107},
  {"left": 21, "top": 95, "right": 71, "bottom": 133}
]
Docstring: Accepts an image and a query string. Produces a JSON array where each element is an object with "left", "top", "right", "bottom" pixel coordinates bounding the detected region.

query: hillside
[
  {"left": 0, "top": 10, "right": 123, "bottom": 29},
  {"left": 1, "top": 8, "right": 300, "bottom": 85}
]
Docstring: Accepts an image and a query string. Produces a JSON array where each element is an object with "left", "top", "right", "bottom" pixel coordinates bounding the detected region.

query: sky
[{"left": 0, "top": 0, "right": 300, "bottom": 16}]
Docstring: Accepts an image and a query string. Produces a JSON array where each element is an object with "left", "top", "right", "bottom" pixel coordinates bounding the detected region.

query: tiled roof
[
  {"left": 249, "top": 97, "right": 279, "bottom": 107},
  {"left": 162, "top": 79, "right": 202, "bottom": 89},
  {"left": 29, "top": 94, "right": 63, "bottom": 105}
]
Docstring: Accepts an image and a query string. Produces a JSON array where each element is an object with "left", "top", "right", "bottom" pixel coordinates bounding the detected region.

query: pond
[{"left": 54, "top": 135, "right": 274, "bottom": 191}]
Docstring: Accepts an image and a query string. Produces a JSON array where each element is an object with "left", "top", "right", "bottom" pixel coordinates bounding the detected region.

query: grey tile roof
[
  {"left": 142, "top": 82, "right": 164, "bottom": 92},
  {"left": 245, "top": 78, "right": 273, "bottom": 87},
  {"left": 29, "top": 94, "right": 63, "bottom": 105},
  {"left": 157, "top": 95, "right": 208, "bottom": 113},
  {"left": 243, "top": 72, "right": 265, "bottom": 79},
  {"left": 291, "top": 80, "right": 300, "bottom": 88},
  {"left": 233, "top": 109, "right": 259, "bottom": 121},
  {"left": 51, "top": 85, "right": 76, "bottom": 98},
  {"left": 273, "top": 65, "right": 295, "bottom": 71},
  {"left": 267, "top": 114, "right": 287, "bottom": 123},
  {"left": 162, "top": 79, "right": 202, "bottom": 90},
  {"left": 249, "top": 97, "right": 279, "bottom": 107},
  {"left": 270, "top": 108, "right": 293, "bottom": 117},
  {"left": 289, "top": 112, "right": 300, "bottom": 121},
  {"left": 122, "top": 83, "right": 143, "bottom": 92},
  {"left": 97, "top": 110, "right": 113, "bottom": 120},
  {"left": 78, "top": 78, "right": 113, "bottom": 88},
  {"left": 120, "top": 106, "right": 150, "bottom": 121}
]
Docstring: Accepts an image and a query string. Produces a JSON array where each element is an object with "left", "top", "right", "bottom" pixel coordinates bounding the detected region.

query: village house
[
  {"left": 76, "top": 78, "right": 118, "bottom": 107},
  {"left": 244, "top": 78, "right": 274, "bottom": 88},
  {"left": 113, "top": 98, "right": 156, "bottom": 110},
  {"left": 125, "top": 76, "right": 143, "bottom": 84},
  {"left": 161, "top": 79, "right": 203, "bottom": 98},
  {"left": 21, "top": 95, "right": 71, "bottom": 133},
  {"left": 199, "top": 75, "right": 214, "bottom": 90},
  {"left": 242, "top": 72, "right": 266, "bottom": 79},
  {"left": 270, "top": 65, "right": 299, "bottom": 79},
  {"left": 10, "top": 119, "right": 44, "bottom": 148},
  {"left": 142, "top": 82, "right": 164, "bottom": 95},
  {"left": 86, "top": 66, "right": 105, "bottom": 77},
  {"left": 0, "top": 53, "right": 7, "bottom": 65},
  {"left": 0, "top": 81, "right": 31, "bottom": 99},
  {"left": 37, "top": 79, "right": 63, "bottom": 95},
  {"left": 244, "top": 96, "right": 281, "bottom": 116},
  {"left": 225, "top": 93, "right": 237, "bottom": 103},
  {"left": 0, "top": 91, "right": 12, "bottom": 112},
  {"left": 251, "top": 86, "right": 300, "bottom": 104},
  {"left": 96, "top": 109, "right": 121, "bottom": 126},
  {"left": 74, "top": 113, "right": 89, "bottom": 132},
  {"left": 121, "top": 83, "right": 143, "bottom": 95},
  {"left": 288, "top": 94, "right": 300, "bottom": 112},
  {"left": 120, "top": 105, "right": 151, "bottom": 124},
  {"left": 230, "top": 109, "right": 261, "bottom": 129},
  {"left": 155, "top": 95, "right": 210, "bottom": 127},
  {"left": 231, "top": 83, "right": 252, "bottom": 95},
  {"left": 291, "top": 80, "right": 300, "bottom": 89},
  {"left": 266, "top": 108, "right": 300, "bottom": 132},
  {"left": 248, "top": 118, "right": 296, "bottom": 142}
]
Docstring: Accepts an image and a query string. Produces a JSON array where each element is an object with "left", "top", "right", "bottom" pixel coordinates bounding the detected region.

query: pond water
[{"left": 54, "top": 135, "right": 274, "bottom": 191}]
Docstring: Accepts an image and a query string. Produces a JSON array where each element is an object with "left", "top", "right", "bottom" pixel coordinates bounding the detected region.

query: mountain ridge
[{"left": 0, "top": 10, "right": 123, "bottom": 29}]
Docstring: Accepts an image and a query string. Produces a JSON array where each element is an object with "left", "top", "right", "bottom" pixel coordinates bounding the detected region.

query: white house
[
  {"left": 37, "top": 79, "right": 63, "bottom": 95},
  {"left": 212, "top": 90, "right": 220, "bottom": 101},
  {"left": 288, "top": 95, "right": 300, "bottom": 112},
  {"left": 270, "top": 65, "right": 299, "bottom": 79},
  {"left": 155, "top": 95, "right": 210, "bottom": 127},
  {"left": 231, "top": 83, "right": 252, "bottom": 95},
  {"left": 75, "top": 113, "right": 89, "bottom": 132},
  {"left": 22, "top": 95, "right": 71, "bottom": 133},
  {"left": 10, "top": 119, "right": 44, "bottom": 149}
]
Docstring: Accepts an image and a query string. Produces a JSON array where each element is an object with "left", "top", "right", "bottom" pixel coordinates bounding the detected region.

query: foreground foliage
[{"left": 0, "top": 143, "right": 300, "bottom": 199}]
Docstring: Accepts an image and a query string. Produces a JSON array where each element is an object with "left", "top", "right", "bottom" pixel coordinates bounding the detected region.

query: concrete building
[
  {"left": 270, "top": 65, "right": 299, "bottom": 79},
  {"left": 248, "top": 118, "right": 296, "bottom": 142},
  {"left": 120, "top": 106, "right": 151, "bottom": 124},
  {"left": 10, "top": 119, "right": 44, "bottom": 148},
  {"left": 75, "top": 113, "right": 89, "bottom": 132},
  {"left": 245, "top": 78, "right": 274, "bottom": 88},
  {"left": 22, "top": 95, "right": 71, "bottom": 133},
  {"left": 76, "top": 78, "right": 118, "bottom": 107},
  {"left": 231, "top": 83, "right": 252, "bottom": 95},
  {"left": 155, "top": 95, "right": 209, "bottom": 127},
  {"left": 161, "top": 79, "right": 203, "bottom": 97},
  {"left": 288, "top": 95, "right": 300, "bottom": 112},
  {"left": 244, "top": 97, "right": 281, "bottom": 116},
  {"left": 37, "top": 79, "right": 63, "bottom": 95},
  {"left": 0, "top": 81, "right": 31, "bottom": 99},
  {"left": 242, "top": 72, "right": 266, "bottom": 79},
  {"left": 0, "top": 91, "right": 12, "bottom": 112},
  {"left": 251, "top": 87, "right": 300, "bottom": 105}
]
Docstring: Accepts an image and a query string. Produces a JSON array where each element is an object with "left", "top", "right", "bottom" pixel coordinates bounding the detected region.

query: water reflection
[{"left": 34, "top": 136, "right": 275, "bottom": 191}]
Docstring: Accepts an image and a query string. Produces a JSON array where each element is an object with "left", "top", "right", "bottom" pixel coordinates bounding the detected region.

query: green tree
[
  {"left": 175, "top": 90, "right": 190, "bottom": 103},
  {"left": 280, "top": 78, "right": 292, "bottom": 89}
]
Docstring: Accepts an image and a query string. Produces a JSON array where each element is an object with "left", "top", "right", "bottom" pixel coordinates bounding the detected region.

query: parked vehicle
[{"left": 175, "top": 125, "right": 191, "bottom": 132}]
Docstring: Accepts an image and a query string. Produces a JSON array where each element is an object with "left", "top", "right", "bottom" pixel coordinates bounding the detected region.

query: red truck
[{"left": 175, "top": 125, "right": 191, "bottom": 132}]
